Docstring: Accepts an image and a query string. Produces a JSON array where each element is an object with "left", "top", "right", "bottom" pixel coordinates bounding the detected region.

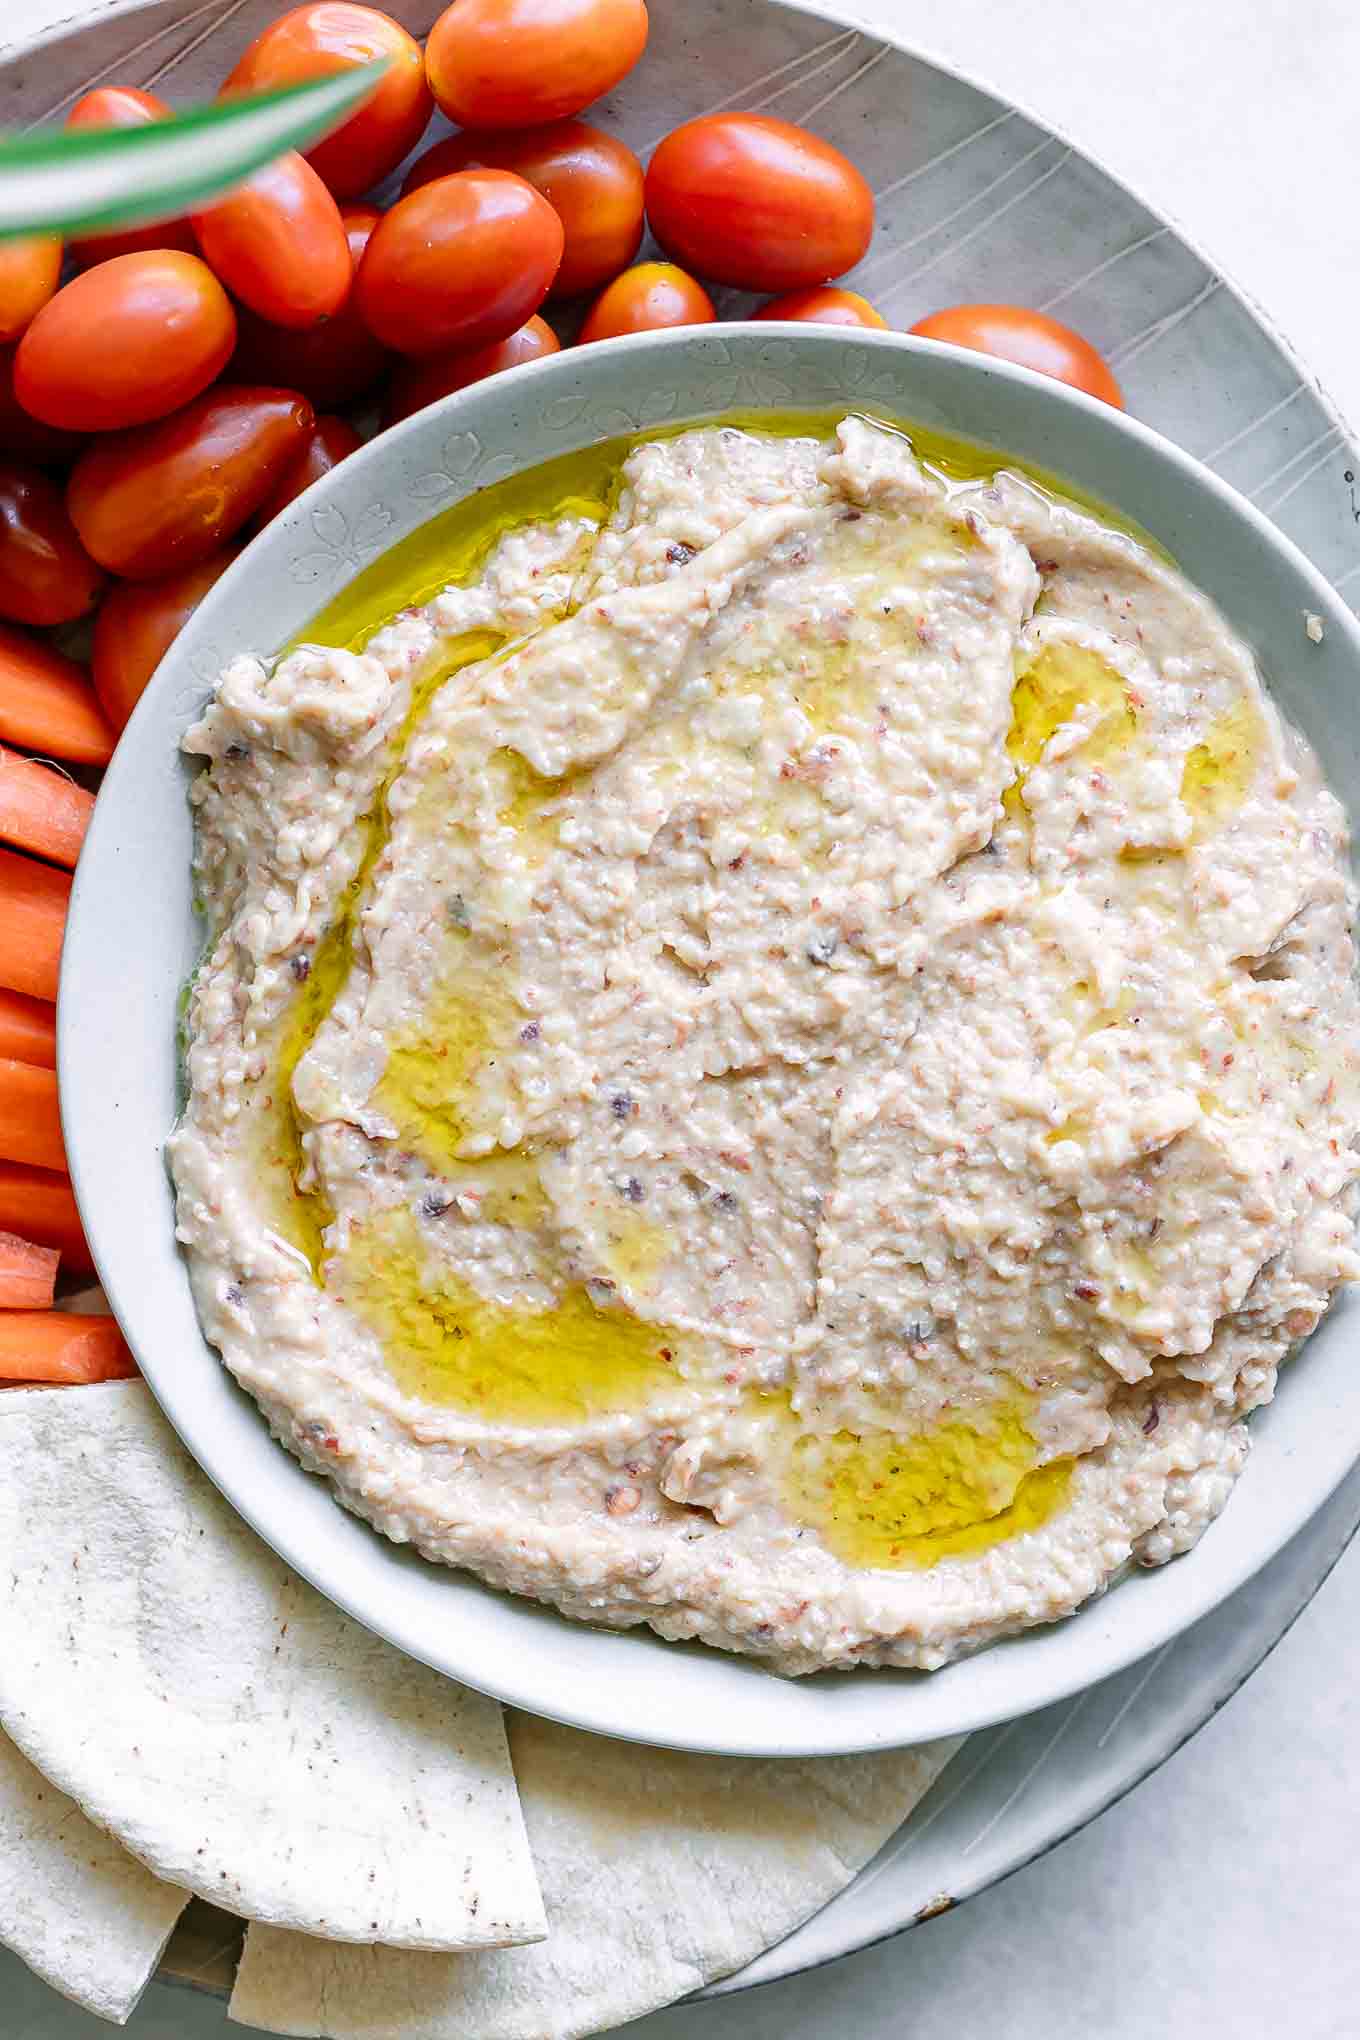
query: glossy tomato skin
[
  {"left": 0, "top": 239, "right": 63, "bottom": 346},
  {"left": 67, "top": 387, "right": 314, "bottom": 579},
  {"left": 250, "top": 414, "right": 363, "bottom": 528},
  {"left": 356, "top": 171, "right": 563, "bottom": 356},
  {"left": 383, "top": 317, "right": 559, "bottom": 426},
  {"left": 755, "top": 285, "right": 886, "bottom": 328},
  {"left": 400, "top": 121, "right": 643, "bottom": 300},
  {"left": 194, "top": 152, "right": 350, "bottom": 330},
  {"left": 15, "top": 253, "right": 236, "bottom": 433},
  {"left": 908, "top": 304, "right": 1124, "bottom": 408},
  {"left": 223, "top": 4, "right": 433, "bottom": 199},
  {"left": 646, "top": 114, "right": 873, "bottom": 292},
  {"left": 65, "top": 87, "right": 198, "bottom": 265},
  {"left": 92, "top": 547, "right": 240, "bottom": 733},
  {"left": 578, "top": 261, "right": 715, "bottom": 342},
  {"left": 0, "top": 462, "right": 105, "bottom": 626},
  {"left": 230, "top": 204, "right": 391, "bottom": 410},
  {"left": 425, "top": 0, "right": 648, "bottom": 129},
  {"left": 0, "top": 351, "right": 82, "bottom": 467}
]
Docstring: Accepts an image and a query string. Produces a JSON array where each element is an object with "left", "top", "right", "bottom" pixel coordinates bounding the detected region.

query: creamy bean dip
[{"left": 170, "top": 417, "right": 1360, "bottom": 1674}]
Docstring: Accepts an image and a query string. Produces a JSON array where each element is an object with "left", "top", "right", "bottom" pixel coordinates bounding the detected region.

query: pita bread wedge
[
  {"left": 231, "top": 1712, "right": 960, "bottom": 2038},
  {"left": 0, "top": 1383, "right": 545, "bottom": 1953},
  {"left": 0, "top": 1725, "right": 186, "bottom": 2024}
]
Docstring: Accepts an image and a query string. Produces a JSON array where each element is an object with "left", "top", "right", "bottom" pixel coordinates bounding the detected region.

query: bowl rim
[{"left": 59, "top": 323, "right": 1360, "bottom": 1756}]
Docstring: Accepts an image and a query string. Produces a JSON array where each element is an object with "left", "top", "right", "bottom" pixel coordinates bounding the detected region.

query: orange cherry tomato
[
  {"left": 425, "top": 0, "right": 648, "bottom": 129},
  {"left": 14, "top": 253, "right": 236, "bottom": 433},
  {"left": 194, "top": 152, "right": 350, "bottom": 330},
  {"left": 0, "top": 239, "right": 62, "bottom": 346},
  {"left": 230, "top": 204, "right": 391, "bottom": 410},
  {"left": 645, "top": 114, "right": 873, "bottom": 292},
  {"left": 0, "top": 462, "right": 104, "bottom": 625},
  {"left": 222, "top": 5, "right": 432, "bottom": 200},
  {"left": 92, "top": 547, "right": 240, "bottom": 733},
  {"left": 0, "top": 350, "right": 82, "bottom": 467},
  {"left": 383, "top": 317, "right": 559, "bottom": 427},
  {"left": 578, "top": 261, "right": 715, "bottom": 343},
  {"left": 908, "top": 304, "right": 1124, "bottom": 409},
  {"left": 400, "top": 122, "right": 643, "bottom": 300},
  {"left": 67, "top": 387, "right": 314, "bottom": 579},
  {"left": 250, "top": 414, "right": 363, "bottom": 529},
  {"left": 356, "top": 171, "right": 563, "bottom": 356},
  {"left": 65, "top": 87, "right": 198, "bottom": 266},
  {"left": 755, "top": 286, "right": 886, "bottom": 329}
]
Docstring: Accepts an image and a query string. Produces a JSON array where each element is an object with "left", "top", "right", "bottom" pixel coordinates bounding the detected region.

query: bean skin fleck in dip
[{"left": 168, "top": 418, "right": 1360, "bottom": 1675}]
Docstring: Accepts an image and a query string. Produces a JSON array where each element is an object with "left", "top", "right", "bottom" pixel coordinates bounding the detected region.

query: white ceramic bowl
[{"left": 60, "top": 326, "right": 1360, "bottom": 1756}]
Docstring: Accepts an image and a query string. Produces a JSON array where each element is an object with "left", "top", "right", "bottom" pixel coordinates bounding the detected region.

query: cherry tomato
[
  {"left": 0, "top": 239, "right": 62, "bottom": 346},
  {"left": 400, "top": 122, "right": 643, "bottom": 300},
  {"left": 230, "top": 204, "right": 391, "bottom": 409},
  {"left": 578, "top": 261, "right": 715, "bottom": 343},
  {"left": 383, "top": 317, "right": 559, "bottom": 427},
  {"left": 426, "top": 0, "right": 647, "bottom": 129},
  {"left": 15, "top": 253, "right": 236, "bottom": 433},
  {"left": 65, "top": 87, "right": 198, "bottom": 266},
  {"left": 356, "top": 171, "right": 563, "bottom": 356},
  {"left": 67, "top": 387, "right": 314, "bottom": 579},
  {"left": 755, "top": 286, "right": 886, "bottom": 329},
  {"left": 0, "top": 461, "right": 104, "bottom": 625},
  {"left": 646, "top": 114, "right": 873, "bottom": 292},
  {"left": 250, "top": 415, "right": 363, "bottom": 529},
  {"left": 0, "top": 350, "right": 82, "bottom": 467},
  {"left": 92, "top": 547, "right": 240, "bottom": 733},
  {"left": 194, "top": 152, "right": 350, "bottom": 330},
  {"left": 908, "top": 304, "right": 1124, "bottom": 409},
  {"left": 222, "top": 5, "right": 432, "bottom": 200}
]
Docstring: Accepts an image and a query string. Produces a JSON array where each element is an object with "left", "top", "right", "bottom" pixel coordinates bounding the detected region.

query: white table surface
[{"left": 4, "top": 1, "right": 1360, "bottom": 2034}]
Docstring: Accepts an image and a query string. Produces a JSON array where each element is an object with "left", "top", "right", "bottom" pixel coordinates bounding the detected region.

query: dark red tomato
[
  {"left": 67, "top": 387, "right": 314, "bottom": 578},
  {"left": 0, "top": 462, "right": 105, "bottom": 625},
  {"left": 92, "top": 547, "right": 240, "bottom": 733},
  {"left": 0, "top": 238, "right": 62, "bottom": 345},
  {"left": 0, "top": 350, "right": 82, "bottom": 466},
  {"left": 400, "top": 121, "right": 643, "bottom": 300},
  {"left": 578, "top": 261, "right": 715, "bottom": 342},
  {"left": 15, "top": 252, "right": 236, "bottom": 432},
  {"left": 755, "top": 285, "right": 886, "bottom": 329},
  {"left": 222, "top": 4, "right": 432, "bottom": 200},
  {"left": 230, "top": 204, "right": 391, "bottom": 409},
  {"left": 383, "top": 317, "right": 559, "bottom": 426},
  {"left": 645, "top": 114, "right": 873, "bottom": 292},
  {"left": 249, "top": 414, "right": 362, "bottom": 528},
  {"left": 908, "top": 304, "right": 1125, "bottom": 408},
  {"left": 65, "top": 87, "right": 199, "bottom": 266},
  {"left": 194, "top": 152, "right": 350, "bottom": 330},
  {"left": 356, "top": 170, "right": 563, "bottom": 355},
  {"left": 425, "top": 0, "right": 648, "bottom": 129}
]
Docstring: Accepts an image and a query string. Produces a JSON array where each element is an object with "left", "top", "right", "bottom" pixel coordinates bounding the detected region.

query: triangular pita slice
[
  {"left": 0, "top": 1383, "right": 545, "bottom": 1952},
  {"left": 231, "top": 1711, "right": 960, "bottom": 2038}
]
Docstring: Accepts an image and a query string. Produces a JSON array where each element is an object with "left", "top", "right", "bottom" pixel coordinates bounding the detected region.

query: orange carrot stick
[
  {"left": 0, "top": 1312, "right": 136, "bottom": 1383},
  {"left": 0, "top": 1159, "right": 91, "bottom": 1270},
  {"left": 0, "top": 1227, "right": 58, "bottom": 1307},
  {"left": 0, "top": 987, "right": 55, "bottom": 1067},
  {"left": 0, "top": 623, "right": 114, "bottom": 766},
  {"left": 0, "top": 745, "right": 94, "bottom": 867},
  {"left": 0, "top": 1056, "right": 65, "bottom": 1173},
  {"left": 0, "top": 846, "right": 68, "bottom": 1000}
]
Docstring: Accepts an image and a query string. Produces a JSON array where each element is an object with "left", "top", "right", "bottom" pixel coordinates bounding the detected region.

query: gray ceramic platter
[{"left": 10, "top": 0, "right": 1360, "bottom": 2002}]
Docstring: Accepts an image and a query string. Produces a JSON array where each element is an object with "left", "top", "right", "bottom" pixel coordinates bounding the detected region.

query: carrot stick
[
  {"left": 0, "top": 623, "right": 114, "bottom": 766},
  {"left": 0, "top": 1227, "right": 58, "bottom": 1308},
  {"left": 0, "top": 1159, "right": 91, "bottom": 1270},
  {"left": 0, "top": 846, "right": 68, "bottom": 1000},
  {"left": 0, "top": 1056, "right": 65, "bottom": 1173},
  {"left": 0, "top": 1312, "right": 136, "bottom": 1383},
  {"left": 0, "top": 745, "right": 94, "bottom": 868},
  {"left": 0, "top": 987, "right": 55, "bottom": 1067}
]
